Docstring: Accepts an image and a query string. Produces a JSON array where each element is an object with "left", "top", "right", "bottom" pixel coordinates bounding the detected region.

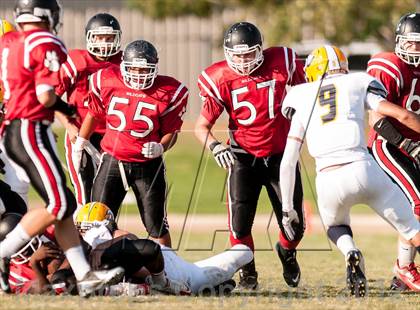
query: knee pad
[{"left": 327, "top": 225, "right": 353, "bottom": 244}]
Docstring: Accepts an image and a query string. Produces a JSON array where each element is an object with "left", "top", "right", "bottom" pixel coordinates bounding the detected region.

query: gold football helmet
[
  {"left": 0, "top": 18, "right": 15, "bottom": 36},
  {"left": 304, "top": 45, "right": 348, "bottom": 82},
  {"left": 75, "top": 202, "right": 114, "bottom": 233}
]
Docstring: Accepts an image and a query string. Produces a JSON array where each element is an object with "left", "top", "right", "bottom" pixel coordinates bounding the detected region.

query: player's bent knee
[{"left": 131, "top": 239, "right": 161, "bottom": 260}]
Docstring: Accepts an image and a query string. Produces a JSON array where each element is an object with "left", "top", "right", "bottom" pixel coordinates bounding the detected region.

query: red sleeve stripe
[
  {"left": 367, "top": 58, "right": 404, "bottom": 89},
  {"left": 198, "top": 77, "right": 223, "bottom": 106},
  {"left": 170, "top": 83, "right": 186, "bottom": 104},
  {"left": 161, "top": 90, "right": 188, "bottom": 116},
  {"left": 201, "top": 70, "right": 223, "bottom": 101}
]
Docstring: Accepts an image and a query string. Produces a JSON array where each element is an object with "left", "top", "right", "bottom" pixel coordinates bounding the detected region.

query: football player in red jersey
[
  {"left": 0, "top": 0, "right": 124, "bottom": 296},
  {"left": 55, "top": 13, "right": 122, "bottom": 210},
  {"left": 0, "top": 18, "right": 30, "bottom": 205},
  {"left": 367, "top": 13, "right": 420, "bottom": 291},
  {"left": 194, "top": 22, "right": 306, "bottom": 289},
  {"left": 73, "top": 40, "right": 188, "bottom": 248}
]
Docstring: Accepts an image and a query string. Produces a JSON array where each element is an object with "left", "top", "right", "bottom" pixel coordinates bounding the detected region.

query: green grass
[
  {"left": 23, "top": 125, "right": 375, "bottom": 215},
  {"left": 0, "top": 232, "right": 417, "bottom": 309}
]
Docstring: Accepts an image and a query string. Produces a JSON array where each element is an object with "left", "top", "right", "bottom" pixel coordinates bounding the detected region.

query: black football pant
[
  {"left": 91, "top": 154, "right": 169, "bottom": 238},
  {"left": 227, "top": 152, "right": 304, "bottom": 251}
]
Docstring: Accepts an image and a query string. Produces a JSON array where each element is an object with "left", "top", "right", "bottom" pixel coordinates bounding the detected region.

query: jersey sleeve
[
  {"left": 87, "top": 70, "right": 106, "bottom": 118},
  {"left": 197, "top": 70, "right": 225, "bottom": 124},
  {"left": 287, "top": 48, "right": 306, "bottom": 86},
  {"left": 159, "top": 84, "right": 189, "bottom": 135},
  {"left": 367, "top": 57, "right": 401, "bottom": 103},
  {"left": 56, "top": 53, "right": 78, "bottom": 96},
  {"left": 31, "top": 41, "right": 68, "bottom": 97}
]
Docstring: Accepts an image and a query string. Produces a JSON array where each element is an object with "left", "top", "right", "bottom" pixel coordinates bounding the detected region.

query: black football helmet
[
  {"left": 85, "top": 13, "right": 121, "bottom": 58},
  {"left": 0, "top": 212, "right": 42, "bottom": 265},
  {"left": 223, "top": 22, "right": 264, "bottom": 75},
  {"left": 395, "top": 12, "right": 420, "bottom": 66},
  {"left": 14, "top": 0, "right": 62, "bottom": 34},
  {"left": 120, "top": 40, "right": 159, "bottom": 90}
]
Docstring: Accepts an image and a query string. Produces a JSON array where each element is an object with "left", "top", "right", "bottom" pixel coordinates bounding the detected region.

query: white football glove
[
  {"left": 72, "top": 136, "right": 87, "bottom": 174},
  {"left": 282, "top": 209, "right": 300, "bottom": 241},
  {"left": 142, "top": 142, "right": 164, "bottom": 159},
  {"left": 209, "top": 141, "right": 235, "bottom": 169}
]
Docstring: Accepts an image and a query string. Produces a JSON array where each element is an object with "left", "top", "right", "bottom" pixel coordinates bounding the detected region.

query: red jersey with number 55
[
  {"left": 198, "top": 46, "right": 305, "bottom": 157},
  {"left": 0, "top": 30, "right": 67, "bottom": 122},
  {"left": 88, "top": 65, "right": 188, "bottom": 162},
  {"left": 56, "top": 49, "right": 122, "bottom": 133},
  {"left": 367, "top": 52, "right": 420, "bottom": 144}
]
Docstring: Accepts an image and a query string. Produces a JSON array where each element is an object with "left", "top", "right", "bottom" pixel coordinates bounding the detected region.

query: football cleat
[
  {"left": 393, "top": 260, "right": 420, "bottom": 292},
  {"left": 275, "top": 242, "right": 300, "bottom": 287},
  {"left": 0, "top": 257, "right": 10, "bottom": 293},
  {"left": 77, "top": 266, "right": 125, "bottom": 298},
  {"left": 389, "top": 276, "right": 409, "bottom": 291},
  {"left": 238, "top": 260, "right": 259, "bottom": 290},
  {"left": 346, "top": 250, "right": 367, "bottom": 297},
  {"left": 147, "top": 276, "right": 191, "bottom": 296}
]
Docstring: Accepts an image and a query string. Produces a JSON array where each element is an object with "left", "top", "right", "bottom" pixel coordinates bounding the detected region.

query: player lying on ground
[
  {"left": 0, "top": 213, "right": 68, "bottom": 294},
  {"left": 279, "top": 45, "right": 420, "bottom": 297},
  {"left": 67, "top": 202, "right": 254, "bottom": 296}
]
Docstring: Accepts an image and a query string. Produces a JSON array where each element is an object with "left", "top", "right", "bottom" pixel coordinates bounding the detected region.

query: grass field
[{"left": 0, "top": 231, "right": 418, "bottom": 310}]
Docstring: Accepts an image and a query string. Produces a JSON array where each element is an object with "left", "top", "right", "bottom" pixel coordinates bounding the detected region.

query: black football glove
[{"left": 400, "top": 138, "right": 420, "bottom": 167}]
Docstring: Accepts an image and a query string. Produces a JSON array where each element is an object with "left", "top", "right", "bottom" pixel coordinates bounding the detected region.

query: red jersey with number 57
[
  {"left": 198, "top": 46, "right": 305, "bottom": 157},
  {"left": 0, "top": 29, "right": 67, "bottom": 122},
  {"left": 88, "top": 65, "right": 188, "bottom": 162},
  {"left": 56, "top": 49, "right": 122, "bottom": 134},
  {"left": 367, "top": 52, "right": 420, "bottom": 144}
]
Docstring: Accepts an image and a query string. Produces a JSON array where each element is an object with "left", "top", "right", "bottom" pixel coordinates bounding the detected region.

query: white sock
[
  {"left": 64, "top": 245, "right": 91, "bottom": 281},
  {"left": 336, "top": 234, "right": 357, "bottom": 257},
  {"left": 0, "top": 224, "right": 31, "bottom": 258},
  {"left": 151, "top": 271, "right": 167, "bottom": 286},
  {"left": 397, "top": 240, "right": 416, "bottom": 267}
]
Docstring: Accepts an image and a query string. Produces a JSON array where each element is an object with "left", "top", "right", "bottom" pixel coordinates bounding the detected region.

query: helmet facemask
[
  {"left": 11, "top": 236, "right": 42, "bottom": 265},
  {"left": 224, "top": 43, "right": 264, "bottom": 75},
  {"left": 86, "top": 26, "right": 121, "bottom": 58},
  {"left": 121, "top": 59, "right": 158, "bottom": 90},
  {"left": 395, "top": 33, "right": 420, "bottom": 67}
]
